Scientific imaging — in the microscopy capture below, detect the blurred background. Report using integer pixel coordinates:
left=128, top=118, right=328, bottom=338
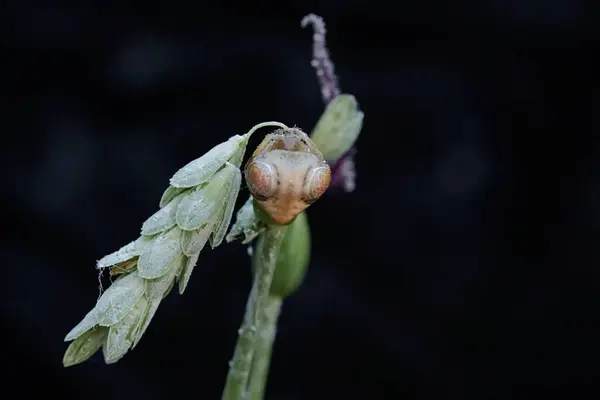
left=3, top=1, right=599, bottom=398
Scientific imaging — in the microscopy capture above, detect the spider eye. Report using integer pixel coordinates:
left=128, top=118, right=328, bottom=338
left=303, top=166, right=331, bottom=204
left=245, top=159, right=278, bottom=201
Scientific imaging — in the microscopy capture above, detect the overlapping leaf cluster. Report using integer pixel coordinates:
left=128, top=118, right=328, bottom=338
left=63, top=134, right=248, bottom=366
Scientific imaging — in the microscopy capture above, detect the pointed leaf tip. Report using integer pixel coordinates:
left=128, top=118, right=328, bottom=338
left=159, top=185, right=186, bottom=208
left=137, top=228, right=182, bottom=279
left=65, top=309, right=98, bottom=342
left=141, top=194, right=183, bottom=236
left=169, top=135, right=246, bottom=188
left=175, top=164, right=236, bottom=230
left=63, top=327, right=107, bottom=367
left=97, top=241, right=137, bottom=269
left=181, top=223, right=213, bottom=256
left=103, top=295, right=148, bottom=363
left=132, top=257, right=184, bottom=348
left=179, top=251, right=201, bottom=294
left=95, top=273, right=146, bottom=326
left=226, top=196, right=265, bottom=244
left=210, top=166, right=241, bottom=248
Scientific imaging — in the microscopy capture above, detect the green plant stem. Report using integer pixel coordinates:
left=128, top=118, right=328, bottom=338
left=222, top=224, right=288, bottom=400
left=247, top=295, right=283, bottom=400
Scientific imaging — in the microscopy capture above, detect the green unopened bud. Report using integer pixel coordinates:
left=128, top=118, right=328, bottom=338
left=310, top=94, right=364, bottom=161
left=253, top=211, right=311, bottom=299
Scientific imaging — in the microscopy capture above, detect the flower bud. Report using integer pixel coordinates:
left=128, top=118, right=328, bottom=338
left=310, top=94, right=364, bottom=162
left=252, top=211, right=311, bottom=299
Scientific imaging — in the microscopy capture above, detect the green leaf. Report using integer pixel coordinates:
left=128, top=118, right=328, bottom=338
left=134, top=235, right=154, bottom=253
left=137, top=227, right=182, bottom=279
left=163, top=276, right=176, bottom=299
left=229, top=141, right=247, bottom=168
left=95, top=273, right=146, bottom=326
left=178, top=251, right=200, bottom=294
left=180, top=222, right=213, bottom=256
left=97, top=236, right=154, bottom=270
left=64, top=309, right=98, bottom=342
left=159, top=185, right=186, bottom=208
left=310, top=94, right=364, bottom=161
left=141, top=194, right=183, bottom=236
left=63, top=327, right=107, bottom=367
left=132, top=257, right=184, bottom=348
left=103, top=295, right=148, bottom=364
left=210, top=166, right=242, bottom=248
left=226, top=196, right=265, bottom=244
left=96, top=240, right=137, bottom=269
left=162, top=277, right=176, bottom=299
left=131, top=298, right=160, bottom=350
left=175, top=164, right=235, bottom=230
left=146, top=256, right=184, bottom=301
left=169, top=135, right=246, bottom=188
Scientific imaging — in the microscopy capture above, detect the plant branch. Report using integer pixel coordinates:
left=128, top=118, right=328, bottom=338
left=222, top=224, right=288, bottom=400
left=247, top=295, right=283, bottom=400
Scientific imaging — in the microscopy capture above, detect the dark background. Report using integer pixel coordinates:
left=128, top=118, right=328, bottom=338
left=3, top=1, right=599, bottom=398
